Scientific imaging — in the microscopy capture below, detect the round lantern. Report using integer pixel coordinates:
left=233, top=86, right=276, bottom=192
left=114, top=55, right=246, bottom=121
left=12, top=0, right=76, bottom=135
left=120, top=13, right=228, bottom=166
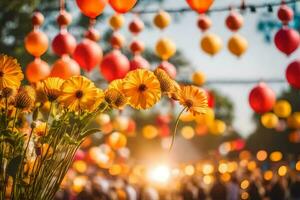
left=274, top=100, right=292, bottom=118
left=76, top=0, right=107, bottom=18
left=57, top=11, right=72, bottom=27
left=109, top=0, right=137, bottom=13
left=129, top=17, right=144, bottom=35
left=155, top=37, right=176, bottom=60
left=107, top=132, right=127, bottom=150
left=197, top=15, right=212, bottom=32
left=32, top=12, right=44, bottom=26
left=286, top=60, right=300, bottom=89
left=209, top=119, right=226, bottom=135
left=156, top=114, right=171, bottom=125
left=26, top=58, right=50, bottom=83
left=142, top=125, right=158, bottom=139
left=52, top=31, right=76, bottom=56
left=157, top=61, right=177, bottom=79
left=195, top=124, right=208, bottom=136
left=100, top=50, right=130, bottom=82
left=50, top=56, right=80, bottom=80
left=110, top=32, right=125, bottom=49
left=25, top=30, right=49, bottom=57
left=192, top=71, right=206, bottom=86
left=73, top=39, right=103, bottom=72
left=130, top=40, right=145, bottom=55
left=274, top=27, right=300, bottom=56
left=249, top=82, right=276, bottom=114
left=181, top=126, right=195, bottom=139
left=113, top=116, right=129, bottom=132
left=261, top=113, right=279, bottom=129
left=95, top=114, right=111, bottom=126
left=109, top=14, right=125, bottom=30
left=277, top=5, right=294, bottom=24
left=85, top=28, right=101, bottom=42
left=130, top=55, right=150, bottom=71
left=205, top=90, right=215, bottom=108
left=153, top=10, right=171, bottom=30
left=292, top=112, right=300, bottom=129
left=159, top=124, right=170, bottom=138
left=227, top=34, right=248, bottom=57
left=186, top=0, right=214, bottom=14
left=201, top=33, right=222, bottom=56
left=225, top=12, right=244, bottom=32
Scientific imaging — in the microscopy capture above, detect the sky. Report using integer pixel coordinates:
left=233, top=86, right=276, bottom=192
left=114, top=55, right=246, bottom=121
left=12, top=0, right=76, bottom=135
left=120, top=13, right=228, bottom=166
left=134, top=0, right=298, bottom=137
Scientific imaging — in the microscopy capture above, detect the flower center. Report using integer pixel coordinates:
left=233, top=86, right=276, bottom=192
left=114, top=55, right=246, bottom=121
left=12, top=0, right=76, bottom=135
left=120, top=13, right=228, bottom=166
left=0, top=71, right=3, bottom=77
left=185, top=99, right=193, bottom=108
left=138, top=84, right=147, bottom=92
left=75, top=90, right=83, bottom=99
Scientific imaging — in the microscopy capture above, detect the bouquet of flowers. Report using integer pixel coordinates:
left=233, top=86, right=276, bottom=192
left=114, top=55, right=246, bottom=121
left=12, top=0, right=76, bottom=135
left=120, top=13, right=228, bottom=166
left=0, top=54, right=207, bottom=200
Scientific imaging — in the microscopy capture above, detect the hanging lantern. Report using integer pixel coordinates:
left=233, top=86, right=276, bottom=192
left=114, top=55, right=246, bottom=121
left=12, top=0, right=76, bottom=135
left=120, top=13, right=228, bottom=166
left=261, top=113, right=279, bottom=129
left=192, top=71, right=206, bottom=86
left=286, top=60, right=300, bottom=89
left=109, top=13, right=125, bottom=31
left=113, top=116, right=129, bottom=132
left=130, top=39, right=145, bottom=55
left=153, top=10, right=171, bottom=30
left=195, top=124, right=208, bottom=136
left=277, top=4, right=294, bottom=24
left=227, top=34, right=248, bottom=57
left=197, top=14, right=212, bottom=32
left=209, top=119, right=226, bottom=135
left=186, top=0, right=214, bottom=14
left=52, top=31, right=77, bottom=56
left=249, top=82, right=276, bottom=114
left=57, top=10, right=72, bottom=27
left=126, top=119, right=136, bottom=136
left=76, top=0, right=107, bottom=19
left=205, top=90, right=215, bottom=108
left=130, top=55, right=150, bottom=71
left=32, top=12, right=44, bottom=27
left=274, top=100, right=292, bottom=118
left=155, top=37, right=176, bottom=60
left=181, top=126, right=195, bottom=139
left=24, top=30, right=49, bottom=57
left=26, top=58, right=50, bottom=83
left=129, top=17, right=144, bottom=35
left=109, top=0, right=137, bottom=14
left=50, top=56, right=80, bottom=79
left=142, top=125, right=158, bottom=139
left=100, top=50, right=130, bottom=82
left=159, top=124, right=170, bottom=138
left=225, top=11, right=244, bottom=32
left=107, top=132, right=127, bottom=150
left=274, top=27, right=300, bottom=56
left=73, top=39, right=103, bottom=72
left=201, top=33, right=222, bottom=56
left=85, top=28, right=101, bottom=42
left=157, top=61, right=177, bottom=79
left=156, top=114, right=171, bottom=126
left=110, top=32, right=125, bottom=49
left=291, top=112, right=300, bottom=129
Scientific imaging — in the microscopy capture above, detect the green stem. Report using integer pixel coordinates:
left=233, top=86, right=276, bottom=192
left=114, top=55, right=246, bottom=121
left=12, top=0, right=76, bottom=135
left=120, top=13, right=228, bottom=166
left=169, top=107, right=187, bottom=152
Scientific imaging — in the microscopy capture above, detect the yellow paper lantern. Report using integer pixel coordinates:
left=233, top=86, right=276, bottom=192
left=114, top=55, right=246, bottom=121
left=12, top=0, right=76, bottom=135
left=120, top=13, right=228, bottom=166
left=292, top=112, right=300, bottom=129
left=296, top=161, right=300, bottom=171
left=73, top=160, right=87, bottom=173
left=184, top=165, right=195, bottom=176
left=273, top=100, right=292, bottom=118
left=209, top=119, right=226, bottom=135
left=270, top=151, right=282, bottom=162
left=256, top=150, right=268, bottom=161
left=181, top=126, right=195, bottom=139
left=227, top=34, right=248, bottom=57
left=240, top=180, right=250, bottom=190
left=143, top=125, right=158, bottom=139
left=180, top=111, right=195, bottom=122
left=264, top=170, right=273, bottom=181
left=109, top=164, right=122, bottom=176
left=278, top=165, right=287, bottom=176
left=155, top=37, right=176, bottom=60
left=192, top=71, right=206, bottom=86
left=261, top=113, right=279, bottom=129
left=108, top=132, right=127, bottom=150
left=153, top=10, right=171, bottom=30
left=109, top=13, right=125, bottom=30
left=200, top=33, right=222, bottom=56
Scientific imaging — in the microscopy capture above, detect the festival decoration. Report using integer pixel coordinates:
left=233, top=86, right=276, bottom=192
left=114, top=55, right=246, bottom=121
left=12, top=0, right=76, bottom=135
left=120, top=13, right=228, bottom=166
left=277, top=4, right=294, bottom=25
left=109, top=13, right=125, bottom=30
left=129, top=17, right=144, bottom=35
left=273, top=100, right=292, bottom=118
left=26, top=58, right=51, bottom=83
left=76, top=0, right=107, bottom=18
left=249, top=82, right=276, bottom=114
left=50, top=56, right=80, bottom=79
left=274, top=27, right=300, bottom=56
left=25, top=30, right=49, bottom=57
left=157, top=61, right=177, bottom=79
left=52, top=31, right=77, bottom=56
left=181, top=126, right=195, bottom=139
left=186, top=0, right=214, bottom=14
left=197, top=15, right=212, bottom=32
left=201, top=33, right=222, bottom=56
left=209, top=119, right=226, bottom=135
left=130, top=55, right=150, bottom=71
left=261, top=112, right=279, bottom=129
left=109, top=0, right=137, bottom=14
left=225, top=11, right=244, bottom=32
left=228, top=34, right=248, bottom=57
left=192, top=71, right=206, bottom=86
left=153, top=10, right=171, bottom=30
left=155, top=37, right=177, bottom=60
left=143, top=125, right=158, bottom=139
left=286, top=60, right=300, bottom=89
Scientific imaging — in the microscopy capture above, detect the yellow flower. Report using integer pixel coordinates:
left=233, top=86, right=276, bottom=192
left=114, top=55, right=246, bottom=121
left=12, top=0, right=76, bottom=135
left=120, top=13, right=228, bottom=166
left=33, top=122, right=48, bottom=137
left=154, top=68, right=177, bottom=95
left=105, top=88, right=127, bottom=109
left=59, top=76, right=103, bottom=112
left=34, top=81, right=48, bottom=103
left=178, top=85, right=208, bottom=116
left=43, top=77, right=64, bottom=102
left=0, top=54, right=24, bottom=90
left=123, top=69, right=161, bottom=110
left=15, top=86, right=36, bottom=112
left=108, top=79, right=124, bottom=92
left=91, top=88, right=105, bottom=111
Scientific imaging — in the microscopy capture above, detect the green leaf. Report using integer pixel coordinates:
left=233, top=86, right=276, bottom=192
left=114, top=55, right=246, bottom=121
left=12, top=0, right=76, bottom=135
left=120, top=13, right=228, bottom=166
left=80, top=128, right=102, bottom=140
left=6, top=155, right=22, bottom=178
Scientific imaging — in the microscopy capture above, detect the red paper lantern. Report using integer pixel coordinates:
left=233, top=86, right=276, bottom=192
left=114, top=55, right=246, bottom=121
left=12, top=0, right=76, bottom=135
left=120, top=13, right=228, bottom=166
left=73, top=39, right=103, bottom=72
left=159, top=124, right=170, bottom=138
left=57, top=11, right=72, bottom=27
left=109, top=0, right=137, bottom=13
left=249, top=82, right=276, bottom=114
left=129, top=40, right=145, bottom=55
left=156, top=114, right=171, bottom=126
left=286, top=60, right=300, bottom=89
left=225, top=11, right=244, bottom=32
left=186, top=0, right=214, bottom=14
left=129, top=18, right=144, bottom=35
left=26, top=58, right=50, bottom=83
left=76, top=0, right=107, bottom=18
left=274, top=27, right=300, bottom=56
left=278, top=4, right=294, bottom=24
left=32, top=12, right=44, bottom=26
left=205, top=90, right=215, bottom=108
left=50, top=56, right=80, bottom=80
left=197, top=15, right=212, bottom=32
left=157, top=61, right=177, bottom=79
left=129, top=55, right=150, bottom=71
left=24, top=30, right=49, bottom=57
left=85, top=28, right=101, bottom=42
left=52, top=31, right=76, bottom=56
left=110, top=32, right=125, bottom=49
left=100, top=50, right=130, bottom=82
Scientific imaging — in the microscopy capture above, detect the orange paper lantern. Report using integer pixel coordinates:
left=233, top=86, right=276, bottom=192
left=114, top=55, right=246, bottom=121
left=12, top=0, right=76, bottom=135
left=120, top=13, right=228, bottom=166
left=50, top=56, right=80, bottom=80
left=26, top=58, right=50, bottom=83
left=25, top=30, right=49, bottom=57
left=76, top=0, right=107, bottom=18
left=109, top=0, right=137, bottom=13
left=186, top=0, right=214, bottom=14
